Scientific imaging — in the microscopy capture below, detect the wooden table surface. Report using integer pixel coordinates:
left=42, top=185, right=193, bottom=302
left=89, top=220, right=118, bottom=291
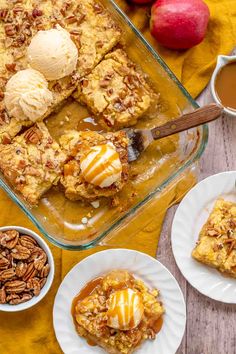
left=157, top=82, right=236, bottom=354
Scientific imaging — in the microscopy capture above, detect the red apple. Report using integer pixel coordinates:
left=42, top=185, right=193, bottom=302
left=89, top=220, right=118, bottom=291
left=150, top=0, right=210, bottom=49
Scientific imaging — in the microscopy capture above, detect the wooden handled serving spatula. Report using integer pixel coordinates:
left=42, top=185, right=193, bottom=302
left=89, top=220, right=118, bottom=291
left=126, top=103, right=223, bottom=162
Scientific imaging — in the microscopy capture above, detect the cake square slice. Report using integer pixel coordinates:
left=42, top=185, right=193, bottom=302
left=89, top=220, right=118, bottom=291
left=0, top=0, right=121, bottom=143
left=76, top=49, right=156, bottom=128
left=59, top=130, right=129, bottom=201
left=0, top=122, right=66, bottom=205
left=192, top=199, right=236, bottom=276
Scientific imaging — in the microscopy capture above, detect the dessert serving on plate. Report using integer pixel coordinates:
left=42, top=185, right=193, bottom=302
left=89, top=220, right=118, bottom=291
left=71, top=270, right=164, bottom=354
left=192, top=198, right=236, bottom=278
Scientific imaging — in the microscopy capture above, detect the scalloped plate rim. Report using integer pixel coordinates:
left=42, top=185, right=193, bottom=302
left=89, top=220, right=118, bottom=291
left=53, top=249, right=186, bottom=354
left=171, top=171, right=236, bottom=304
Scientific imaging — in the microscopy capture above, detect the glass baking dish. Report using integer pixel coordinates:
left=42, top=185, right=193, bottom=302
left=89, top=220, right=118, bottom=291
left=0, top=0, right=208, bottom=250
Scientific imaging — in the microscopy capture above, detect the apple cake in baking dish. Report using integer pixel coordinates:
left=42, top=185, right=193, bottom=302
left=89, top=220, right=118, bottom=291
left=0, top=0, right=158, bottom=205
left=0, top=0, right=121, bottom=143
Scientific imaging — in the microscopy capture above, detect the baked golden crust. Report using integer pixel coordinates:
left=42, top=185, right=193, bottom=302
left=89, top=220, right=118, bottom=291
left=76, top=49, right=156, bottom=129
left=192, top=199, right=236, bottom=277
left=59, top=130, right=129, bottom=201
left=73, top=270, right=164, bottom=354
left=0, top=122, right=66, bottom=204
left=0, top=0, right=121, bottom=142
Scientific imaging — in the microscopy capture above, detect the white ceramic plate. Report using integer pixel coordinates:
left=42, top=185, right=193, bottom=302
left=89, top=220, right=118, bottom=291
left=53, top=249, right=186, bottom=354
left=171, top=171, right=236, bottom=303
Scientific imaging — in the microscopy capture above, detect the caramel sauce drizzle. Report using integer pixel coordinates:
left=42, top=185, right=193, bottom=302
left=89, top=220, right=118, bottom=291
left=81, top=144, right=121, bottom=185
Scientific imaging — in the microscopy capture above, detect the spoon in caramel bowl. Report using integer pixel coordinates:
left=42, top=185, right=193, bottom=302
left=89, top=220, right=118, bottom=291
left=126, top=103, right=223, bottom=162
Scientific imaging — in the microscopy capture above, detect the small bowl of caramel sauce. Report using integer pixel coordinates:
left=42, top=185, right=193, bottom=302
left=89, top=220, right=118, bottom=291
left=211, top=55, right=236, bottom=117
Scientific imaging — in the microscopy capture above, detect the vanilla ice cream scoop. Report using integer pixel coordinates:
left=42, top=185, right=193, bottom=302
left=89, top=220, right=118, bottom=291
left=4, top=69, right=53, bottom=122
left=107, top=288, right=144, bottom=331
left=27, top=25, right=78, bottom=81
left=80, top=143, right=122, bottom=188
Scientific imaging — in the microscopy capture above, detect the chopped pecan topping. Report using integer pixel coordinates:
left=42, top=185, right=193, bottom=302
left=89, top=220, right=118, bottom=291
left=96, top=40, right=104, bottom=48
left=45, top=160, right=55, bottom=169
left=60, top=1, right=72, bottom=16
left=93, top=3, right=104, bottom=14
left=52, top=82, right=62, bottom=93
left=1, top=134, right=11, bottom=145
left=77, top=13, right=85, bottom=25
left=65, top=15, right=77, bottom=24
left=99, top=79, right=110, bottom=88
left=13, top=5, right=24, bottom=14
left=24, top=127, right=43, bottom=145
left=107, top=88, right=114, bottom=96
left=4, top=24, right=16, bottom=37
left=5, top=63, right=16, bottom=72
left=0, top=9, right=8, bottom=20
left=82, top=78, right=89, bottom=88
left=17, top=160, right=26, bottom=169
left=32, top=8, right=43, bottom=18
left=70, top=29, right=80, bottom=36
left=224, top=238, right=236, bottom=255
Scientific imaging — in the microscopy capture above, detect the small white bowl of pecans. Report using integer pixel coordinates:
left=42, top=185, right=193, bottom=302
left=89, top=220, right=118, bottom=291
left=0, top=226, right=54, bottom=312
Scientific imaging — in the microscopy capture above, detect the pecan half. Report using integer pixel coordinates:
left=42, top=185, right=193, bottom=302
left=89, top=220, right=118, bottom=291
left=0, top=255, right=9, bottom=270
left=39, top=278, right=47, bottom=289
left=22, top=263, right=37, bottom=282
left=0, top=287, right=6, bottom=304
left=5, top=280, right=26, bottom=294
left=11, top=245, right=31, bottom=260
left=0, top=230, right=19, bottom=249
left=40, top=264, right=50, bottom=278
left=0, top=268, right=15, bottom=281
left=19, top=235, right=37, bottom=249
left=15, top=261, right=28, bottom=277
left=6, top=293, right=20, bottom=302
left=27, top=277, right=40, bottom=296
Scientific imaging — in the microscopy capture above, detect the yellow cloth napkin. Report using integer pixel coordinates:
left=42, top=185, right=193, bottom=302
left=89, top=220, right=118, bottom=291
left=0, top=1, right=235, bottom=353
left=0, top=172, right=195, bottom=354
left=117, top=0, right=236, bottom=98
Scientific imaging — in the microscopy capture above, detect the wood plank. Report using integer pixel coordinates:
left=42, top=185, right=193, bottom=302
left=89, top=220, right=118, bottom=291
left=158, top=79, right=236, bottom=354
